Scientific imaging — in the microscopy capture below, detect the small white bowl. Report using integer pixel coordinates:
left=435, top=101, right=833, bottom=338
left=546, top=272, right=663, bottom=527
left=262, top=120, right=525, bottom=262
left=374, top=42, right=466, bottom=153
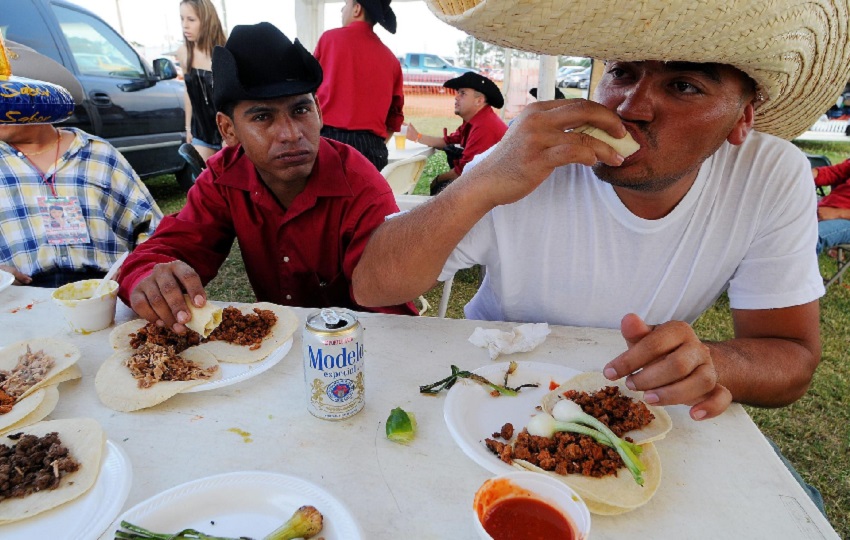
left=52, top=278, right=119, bottom=333
left=473, top=471, right=591, bottom=540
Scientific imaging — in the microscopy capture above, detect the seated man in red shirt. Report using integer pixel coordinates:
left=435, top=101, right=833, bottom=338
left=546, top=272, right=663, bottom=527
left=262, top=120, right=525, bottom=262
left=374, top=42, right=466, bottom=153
left=118, top=22, right=416, bottom=334
left=813, top=158, right=850, bottom=253
left=406, top=72, right=508, bottom=195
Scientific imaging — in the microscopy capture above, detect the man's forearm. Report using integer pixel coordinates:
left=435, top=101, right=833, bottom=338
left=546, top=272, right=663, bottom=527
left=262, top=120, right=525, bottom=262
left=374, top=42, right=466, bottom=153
left=707, top=336, right=819, bottom=407
left=419, top=133, right=447, bottom=148
left=353, top=171, right=494, bottom=306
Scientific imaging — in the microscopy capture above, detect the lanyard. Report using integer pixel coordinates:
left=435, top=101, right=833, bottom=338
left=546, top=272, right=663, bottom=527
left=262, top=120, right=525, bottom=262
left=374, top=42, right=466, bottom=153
left=10, top=128, right=62, bottom=197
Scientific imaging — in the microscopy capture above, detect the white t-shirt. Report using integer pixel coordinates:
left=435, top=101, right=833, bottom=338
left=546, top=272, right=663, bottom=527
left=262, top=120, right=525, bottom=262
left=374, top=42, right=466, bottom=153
left=439, top=131, right=825, bottom=327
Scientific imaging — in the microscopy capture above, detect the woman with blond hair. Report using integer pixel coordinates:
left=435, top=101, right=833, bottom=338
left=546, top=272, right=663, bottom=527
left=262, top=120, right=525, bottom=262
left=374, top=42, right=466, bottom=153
left=177, top=0, right=226, bottom=161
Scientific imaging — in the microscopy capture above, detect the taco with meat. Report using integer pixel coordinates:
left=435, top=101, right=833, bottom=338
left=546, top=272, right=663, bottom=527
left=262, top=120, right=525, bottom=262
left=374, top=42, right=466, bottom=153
left=0, top=338, right=81, bottom=400
left=0, top=418, right=104, bottom=524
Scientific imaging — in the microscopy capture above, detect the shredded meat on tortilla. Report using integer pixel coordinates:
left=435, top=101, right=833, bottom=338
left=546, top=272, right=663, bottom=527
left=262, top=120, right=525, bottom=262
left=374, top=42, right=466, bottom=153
left=0, top=431, right=80, bottom=501
left=0, top=346, right=55, bottom=399
left=206, top=307, right=276, bottom=350
left=129, top=324, right=202, bottom=353
left=125, top=344, right=217, bottom=389
left=485, top=388, right=655, bottom=479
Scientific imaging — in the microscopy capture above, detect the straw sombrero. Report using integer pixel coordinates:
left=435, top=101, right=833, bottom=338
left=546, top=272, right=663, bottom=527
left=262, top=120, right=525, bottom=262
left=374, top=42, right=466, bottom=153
left=425, top=0, right=850, bottom=140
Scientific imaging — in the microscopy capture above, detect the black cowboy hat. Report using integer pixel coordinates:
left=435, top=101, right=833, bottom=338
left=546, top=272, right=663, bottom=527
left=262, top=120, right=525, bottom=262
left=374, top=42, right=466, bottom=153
left=444, top=72, right=504, bottom=109
left=212, top=22, right=323, bottom=112
left=357, top=0, right=397, bottom=34
left=529, top=87, right=565, bottom=100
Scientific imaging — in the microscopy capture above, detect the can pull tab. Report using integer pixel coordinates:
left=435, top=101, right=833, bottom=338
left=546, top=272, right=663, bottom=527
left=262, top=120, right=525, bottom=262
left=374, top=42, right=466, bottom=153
left=320, top=308, right=346, bottom=329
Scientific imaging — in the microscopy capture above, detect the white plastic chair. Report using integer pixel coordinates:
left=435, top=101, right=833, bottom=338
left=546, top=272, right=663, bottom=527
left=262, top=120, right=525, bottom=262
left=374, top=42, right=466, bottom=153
left=381, top=153, right=429, bottom=195
left=437, top=275, right=454, bottom=318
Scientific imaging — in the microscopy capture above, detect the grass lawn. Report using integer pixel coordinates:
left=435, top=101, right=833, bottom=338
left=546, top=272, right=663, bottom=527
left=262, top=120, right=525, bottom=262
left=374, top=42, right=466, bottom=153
left=144, top=138, right=850, bottom=537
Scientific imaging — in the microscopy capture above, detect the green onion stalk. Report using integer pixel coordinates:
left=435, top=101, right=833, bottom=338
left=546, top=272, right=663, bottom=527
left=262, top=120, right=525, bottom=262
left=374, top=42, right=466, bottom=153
left=526, top=399, right=646, bottom=486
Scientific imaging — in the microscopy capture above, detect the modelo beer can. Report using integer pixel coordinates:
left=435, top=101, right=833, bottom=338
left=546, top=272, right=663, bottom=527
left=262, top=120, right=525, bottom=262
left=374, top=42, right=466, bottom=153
left=302, top=308, right=365, bottom=420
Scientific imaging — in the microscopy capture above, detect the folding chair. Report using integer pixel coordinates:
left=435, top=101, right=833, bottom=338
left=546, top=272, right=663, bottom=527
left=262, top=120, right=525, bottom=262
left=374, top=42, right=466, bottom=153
left=380, top=154, right=429, bottom=195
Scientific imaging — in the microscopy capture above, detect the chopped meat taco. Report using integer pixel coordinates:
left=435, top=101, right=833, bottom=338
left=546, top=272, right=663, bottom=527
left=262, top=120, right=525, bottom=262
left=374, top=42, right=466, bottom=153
left=0, top=418, right=104, bottom=524
left=0, top=339, right=81, bottom=400
left=542, top=371, right=672, bottom=444
left=95, top=345, right=220, bottom=412
left=199, top=302, right=298, bottom=364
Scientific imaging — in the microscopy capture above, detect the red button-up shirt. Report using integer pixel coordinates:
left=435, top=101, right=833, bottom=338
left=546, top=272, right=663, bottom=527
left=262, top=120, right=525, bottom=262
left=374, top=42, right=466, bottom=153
left=119, top=138, right=416, bottom=316
left=816, top=158, right=850, bottom=210
left=444, top=105, right=507, bottom=175
left=314, top=21, right=404, bottom=138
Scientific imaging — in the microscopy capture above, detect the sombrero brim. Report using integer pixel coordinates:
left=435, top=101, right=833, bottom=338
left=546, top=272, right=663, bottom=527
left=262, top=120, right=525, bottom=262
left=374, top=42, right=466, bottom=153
left=425, top=0, right=850, bottom=140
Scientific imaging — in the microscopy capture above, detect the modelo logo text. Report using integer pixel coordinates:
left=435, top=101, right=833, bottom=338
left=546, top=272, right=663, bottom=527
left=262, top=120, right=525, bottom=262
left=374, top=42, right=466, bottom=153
left=308, top=342, right=364, bottom=374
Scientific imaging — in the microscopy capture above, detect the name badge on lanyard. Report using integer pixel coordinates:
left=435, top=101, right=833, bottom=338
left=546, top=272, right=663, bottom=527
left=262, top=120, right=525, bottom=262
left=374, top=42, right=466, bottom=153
left=37, top=196, right=91, bottom=246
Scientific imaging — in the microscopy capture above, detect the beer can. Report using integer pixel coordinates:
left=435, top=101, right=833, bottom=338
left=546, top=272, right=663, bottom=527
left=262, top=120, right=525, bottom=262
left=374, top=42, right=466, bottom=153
left=302, top=308, right=365, bottom=420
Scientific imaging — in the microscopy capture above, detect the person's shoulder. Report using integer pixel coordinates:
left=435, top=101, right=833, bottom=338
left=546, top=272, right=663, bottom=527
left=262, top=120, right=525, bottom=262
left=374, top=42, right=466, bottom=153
left=720, top=130, right=809, bottom=172
left=322, top=138, right=393, bottom=194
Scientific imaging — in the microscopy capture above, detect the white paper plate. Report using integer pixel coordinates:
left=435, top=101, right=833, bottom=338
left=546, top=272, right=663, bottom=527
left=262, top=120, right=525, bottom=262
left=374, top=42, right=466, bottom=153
left=183, top=338, right=293, bottom=393
left=443, top=361, right=581, bottom=476
left=0, top=269, right=14, bottom=294
left=1, top=440, right=132, bottom=540
left=108, top=471, right=362, bottom=539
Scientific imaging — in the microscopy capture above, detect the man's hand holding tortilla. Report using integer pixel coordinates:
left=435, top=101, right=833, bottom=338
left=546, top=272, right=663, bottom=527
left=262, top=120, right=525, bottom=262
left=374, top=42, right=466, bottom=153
left=469, top=99, right=632, bottom=209
left=129, top=260, right=206, bottom=334
left=604, top=313, right=733, bottom=422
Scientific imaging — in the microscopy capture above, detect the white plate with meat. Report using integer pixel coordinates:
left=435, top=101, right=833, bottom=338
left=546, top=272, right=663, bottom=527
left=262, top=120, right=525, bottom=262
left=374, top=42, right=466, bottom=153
left=182, top=337, right=293, bottom=393
left=443, top=361, right=581, bottom=476
left=1, top=440, right=132, bottom=540
left=107, top=471, right=362, bottom=539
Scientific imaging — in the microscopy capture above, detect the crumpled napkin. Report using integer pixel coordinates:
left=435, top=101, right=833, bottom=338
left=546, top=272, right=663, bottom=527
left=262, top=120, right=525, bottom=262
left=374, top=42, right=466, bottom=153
left=468, top=323, right=551, bottom=360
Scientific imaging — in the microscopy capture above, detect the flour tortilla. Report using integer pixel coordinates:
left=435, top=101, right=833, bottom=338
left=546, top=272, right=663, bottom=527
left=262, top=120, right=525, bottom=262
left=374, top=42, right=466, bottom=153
left=183, top=295, right=222, bottom=338
left=0, top=385, right=60, bottom=436
left=0, top=418, right=104, bottom=524
left=95, top=348, right=220, bottom=412
left=0, top=338, right=81, bottom=400
left=573, top=124, right=640, bottom=158
left=542, top=371, right=673, bottom=444
left=514, top=441, right=661, bottom=512
left=197, top=302, right=298, bottom=364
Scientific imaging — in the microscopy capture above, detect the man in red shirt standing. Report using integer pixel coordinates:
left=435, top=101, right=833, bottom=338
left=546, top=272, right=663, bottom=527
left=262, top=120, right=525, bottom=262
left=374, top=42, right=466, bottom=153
left=406, top=72, right=508, bottom=195
left=814, top=159, right=850, bottom=253
left=314, top=0, right=403, bottom=171
left=118, top=22, right=416, bottom=334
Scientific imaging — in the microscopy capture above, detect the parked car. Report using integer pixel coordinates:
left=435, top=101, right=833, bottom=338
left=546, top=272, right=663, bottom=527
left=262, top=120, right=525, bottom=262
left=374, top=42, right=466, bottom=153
left=400, top=52, right=477, bottom=87
left=1, top=0, right=193, bottom=189
left=561, top=67, right=591, bottom=89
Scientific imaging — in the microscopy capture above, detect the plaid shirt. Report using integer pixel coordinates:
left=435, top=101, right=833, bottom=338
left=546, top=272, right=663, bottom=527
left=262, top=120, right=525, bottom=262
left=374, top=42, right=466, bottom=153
left=0, top=128, right=162, bottom=279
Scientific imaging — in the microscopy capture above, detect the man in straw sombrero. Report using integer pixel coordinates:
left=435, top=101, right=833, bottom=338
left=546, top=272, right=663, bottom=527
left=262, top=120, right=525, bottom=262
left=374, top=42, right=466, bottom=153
left=354, top=0, right=850, bottom=429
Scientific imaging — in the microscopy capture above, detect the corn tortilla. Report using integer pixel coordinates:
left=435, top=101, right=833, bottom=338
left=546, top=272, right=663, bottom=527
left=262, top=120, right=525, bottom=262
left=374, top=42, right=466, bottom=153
left=514, top=441, right=661, bottom=511
left=0, top=418, right=104, bottom=524
left=0, top=338, right=81, bottom=400
left=542, top=371, right=673, bottom=444
left=0, top=385, right=60, bottom=436
left=95, top=347, right=220, bottom=412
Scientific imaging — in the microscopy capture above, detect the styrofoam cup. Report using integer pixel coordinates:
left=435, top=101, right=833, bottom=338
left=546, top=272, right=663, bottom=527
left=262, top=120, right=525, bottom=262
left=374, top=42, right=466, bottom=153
left=52, top=278, right=119, bottom=333
left=473, top=471, right=591, bottom=540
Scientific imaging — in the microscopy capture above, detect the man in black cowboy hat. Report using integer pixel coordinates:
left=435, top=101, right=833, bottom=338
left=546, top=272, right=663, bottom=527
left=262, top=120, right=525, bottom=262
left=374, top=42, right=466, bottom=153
left=405, top=72, right=507, bottom=195
left=314, top=0, right=404, bottom=171
left=119, top=22, right=416, bottom=330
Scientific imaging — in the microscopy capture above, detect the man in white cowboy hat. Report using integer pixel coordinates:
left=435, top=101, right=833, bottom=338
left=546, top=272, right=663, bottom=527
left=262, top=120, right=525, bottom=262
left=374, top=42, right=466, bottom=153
left=406, top=71, right=508, bottom=195
left=354, top=1, right=850, bottom=426
left=119, top=22, right=416, bottom=329
left=314, top=0, right=404, bottom=171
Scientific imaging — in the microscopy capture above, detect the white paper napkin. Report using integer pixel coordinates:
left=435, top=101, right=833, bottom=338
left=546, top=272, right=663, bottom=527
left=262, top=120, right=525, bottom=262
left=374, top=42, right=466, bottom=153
left=468, top=323, right=551, bottom=360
